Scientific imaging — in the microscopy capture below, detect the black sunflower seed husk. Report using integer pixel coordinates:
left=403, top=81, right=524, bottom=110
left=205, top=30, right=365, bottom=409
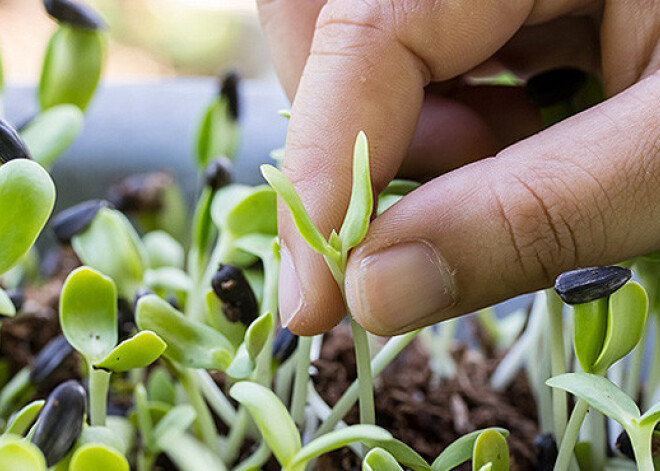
left=204, top=157, right=232, bottom=191
left=117, top=297, right=136, bottom=341
left=616, top=431, right=634, bottom=460
left=554, top=266, right=632, bottom=305
left=534, top=433, right=558, bottom=470
left=43, top=0, right=107, bottom=31
left=107, top=171, right=173, bottom=213
left=219, top=72, right=240, bottom=121
left=272, top=328, right=299, bottom=364
left=211, top=264, right=259, bottom=326
left=526, top=67, right=587, bottom=108
left=0, top=117, right=32, bottom=164
left=29, top=335, right=74, bottom=385
left=52, top=199, right=112, bottom=244
left=6, top=289, right=25, bottom=312
left=31, top=380, right=86, bottom=466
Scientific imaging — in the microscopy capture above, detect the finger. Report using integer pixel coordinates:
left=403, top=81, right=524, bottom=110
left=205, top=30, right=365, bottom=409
left=279, top=0, right=537, bottom=335
left=344, top=68, right=660, bottom=336
left=256, top=0, right=325, bottom=98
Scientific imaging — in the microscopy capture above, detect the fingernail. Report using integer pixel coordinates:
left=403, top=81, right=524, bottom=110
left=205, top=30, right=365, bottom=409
left=279, top=244, right=303, bottom=327
left=347, top=240, right=456, bottom=332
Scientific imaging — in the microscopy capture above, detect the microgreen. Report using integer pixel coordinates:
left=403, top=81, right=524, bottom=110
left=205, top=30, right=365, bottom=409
left=4, top=400, right=45, bottom=437
left=0, top=435, right=46, bottom=471
left=363, top=448, right=404, bottom=471
left=471, top=429, right=509, bottom=471
left=430, top=428, right=510, bottom=471
left=69, top=444, right=129, bottom=471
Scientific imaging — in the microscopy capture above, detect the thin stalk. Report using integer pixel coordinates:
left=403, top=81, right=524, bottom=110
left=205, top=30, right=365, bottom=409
left=233, top=440, right=271, bottom=471
left=554, top=399, right=589, bottom=471
left=275, top=357, right=296, bottom=404
left=223, top=407, right=250, bottom=465
left=315, top=330, right=419, bottom=437
left=291, top=336, right=313, bottom=426
left=196, top=370, right=237, bottom=425
left=177, top=367, right=220, bottom=456
left=349, top=317, right=375, bottom=426
left=137, top=451, right=156, bottom=471
left=547, top=290, right=567, bottom=441
left=630, top=426, right=655, bottom=471
left=624, top=325, right=648, bottom=401
left=88, top=367, right=111, bottom=426
left=584, top=410, right=606, bottom=470
left=644, top=317, right=660, bottom=409
left=253, top=252, right=280, bottom=385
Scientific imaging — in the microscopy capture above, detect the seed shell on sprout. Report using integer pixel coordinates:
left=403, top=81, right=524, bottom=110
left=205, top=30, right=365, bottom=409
left=52, top=199, right=112, bottom=243
left=220, top=72, right=240, bottom=121
left=31, top=380, right=86, bottom=466
left=106, top=171, right=173, bottom=213
left=272, top=327, right=299, bottom=364
left=0, top=117, right=32, bottom=163
left=43, top=0, right=107, bottom=31
left=29, top=335, right=74, bottom=384
left=554, top=266, right=632, bottom=305
left=533, top=433, right=558, bottom=471
left=526, top=67, right=587, bottom=107
left=615, top=431, right=635, bottom=460
left=204, top=157, right=233, bottom=191
left=6, top=289, right=24, bottom=312
left=211, top=264, right=259, bottom=326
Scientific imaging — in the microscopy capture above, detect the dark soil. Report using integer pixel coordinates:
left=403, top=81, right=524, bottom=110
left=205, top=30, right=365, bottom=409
left=313, top=323, right=538, bottom=470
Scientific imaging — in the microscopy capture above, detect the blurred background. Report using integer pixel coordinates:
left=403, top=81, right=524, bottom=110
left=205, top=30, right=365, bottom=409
left=0, top=0, right=288, bottom=207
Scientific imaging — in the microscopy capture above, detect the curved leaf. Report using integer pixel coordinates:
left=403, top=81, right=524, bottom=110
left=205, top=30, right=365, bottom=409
left=0, top=435, right=46, bottom=471
left=69, top=444, right=128, bottom=471
left=0, top=160, right=55, bottom=275
left=230, top=381, right=300, bottom=466
left=572, top=298, right=607, bottom=373
left=361, top=437, right=430, bottom=471
left=363, top=448, right=404, bottom=471
left=245, top=311, right=273, bottom=360
left=431, top=428, right=509, bottom=471
left=135, top=294, right=233, bottom=371
left=4, top=400, right=45, bottom=436
left=472, top=430, right=509, bottom=471
left=153, top=405, right=196, bottom=447
left=195, top=98, right=239, bottom=167
left=0, top=287, right=16, bottom=317
left=20, top=104, right=84, bottom=168
left=143, top=230, right=184, bottom=269
left=60, top=267, right=117, bottom=362
left=211, top=185, right=277, bottom=237
left=94, top=331, right=166, bottom=373
left=164, top=433, right=227, bottom=471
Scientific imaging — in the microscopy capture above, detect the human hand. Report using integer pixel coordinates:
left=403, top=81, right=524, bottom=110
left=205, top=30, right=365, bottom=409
left=257, top=0, right=660, bottom=336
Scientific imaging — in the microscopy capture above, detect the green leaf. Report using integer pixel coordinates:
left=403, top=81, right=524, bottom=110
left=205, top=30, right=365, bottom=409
left=640, top=400, right=660, bottom=426
left=135, top=294, right=234, bottom=371
left=245, top=311, right=273, bottom=360
left=146, top=369, right=176, bottom=405
left=234, top=234, right=278, bottom=261
left=229, top=381, right=301, bottom=466
left=431, top=428, right=509, bottom=471
left=195, top=98, right=239, bottom=167
left=289, top=425, right=392, bottom=468
left=133, top=384, right=154, bottom=452
left=592, top=281, right=648, bottom=373
left=39, top=26, right=105, bottom=111
left=93, top=331, right=166, bottom=373
left=69, top=444, right=128, bottom=471
left=20, top=105, right=84, bottom=168
left=0, top=288, right=16, bottom=317
left=339, top=131, right=373, bottom=255
left=206, top=290, right=246, bottom=349
left=0, top=159, right=56, bottom=275
left=60, top=267, right=117, bottom=363
left=71, top=207, right=147, bottom=299
left=153, top=405, right=196, bottom=447
left=361, top=438, right=430, bottom=471
left=546, top=373, right=639, bottom=426
left=4, top=400, right=45, bottom=436
left=212, top=185, right=277, bottom=238
left=77, top=426, right=127, bottom=455
left=0, top=435, right=46, bottom=471
left=260, top=164, right=331, bottom=257
left=278, top=109, right=291, bottom=119
left=144, top=268, right=192, bottom=294
left=163, top=433, right=227, bottom=471
left=472, top=430, right=509, bottom=471
left=572, top=298, right=608, bottom=373
left=225, top=344, right=255, bottom=379
left=363, top=448, right=404, bottom=471
left=477, top=464, right=492, bottom=471
left=143, top=231, right=184, bottom=269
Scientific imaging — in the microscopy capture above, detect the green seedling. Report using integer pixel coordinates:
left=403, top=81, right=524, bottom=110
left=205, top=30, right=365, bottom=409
left=4, top=400, right=44, bottom=437
left=143, top=230, right=185, bottom=269
left=39, top=0, right=107, bottom=112
left=195, top=72, right=240, bottom=167
left=0, top=159, right=56, bottom=276
left=19, top=104, right=84, bottom=168
left=0, top=434, right=46, bottom=471
left=71, top=207, right=148, bottom=299
left=363, top=448, right=404, bottom=471
left=471, top=429, right=509, bottom=471
left=430, top=428, right=510, bottom=471
left=261, top=131, right=377, bottom=426
left=230, top=381, right=430, bottom=471
left=146, top=369, right=176, bottom=406
left=60, top=267, right=165, bottom=425
left=548, top=373, right=660, bottom=470
left=377, top=179, right=419, bottom=215
left=69, top=444, right=129, bottom=471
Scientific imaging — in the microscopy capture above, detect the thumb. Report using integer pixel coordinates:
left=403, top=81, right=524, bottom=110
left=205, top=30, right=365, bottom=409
left=345, top=71, right=660, bottom=336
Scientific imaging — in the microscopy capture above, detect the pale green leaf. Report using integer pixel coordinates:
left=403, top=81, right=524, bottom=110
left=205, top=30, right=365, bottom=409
left=93, top=331, right=166, bottom=373
left=0, top=159, right=55, bottom=275
left=546, top=373, right=639, bottom=426
left=4, top=400, right=44, bottom=436
left=572, top=298, right=607, bottom=373
left=0, top=288, right=15, bottom=317
left=144, top=267, right=192, bottom=294
left=0, top=435, right=46, bottom=471
left=135, top=294, right=234, bottom=371
left=60, top=267, right=117, bottom=362
left=195, top=98, right=239, bottom=167
left=147, top=369, right=176, bottom=405
left=164, top=433, right=227, bottom=471
left=339, top=131, right=373, bottom=254
left=363, top=448, right=403, bottom=471
left=212, top=185, right=277, bottom=238
left=260, top=164, right=330, bottom=257
left=20, top=105, right=84, bottom=168
left=472, top=430, right=509, bottom=471
left=230, top=381, right=301, bottom=466
left=431, top=428, right=509, bottom=471
left=69, top=444, right=128, bottom=471
left=225, top=344, right=254, bottom=379
left=77, top=426, right=127, bottom=455
left=143, top=230, right=184, bottom=269
left=361, top=437, right=430, bottom=471
left=245, top=311, right=273, bottom=360
left=153, top=405, right=195, bottom=447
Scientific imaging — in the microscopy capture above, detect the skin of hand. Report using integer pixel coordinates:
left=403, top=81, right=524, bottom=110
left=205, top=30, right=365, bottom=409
left=257, top=0, right=660, bottom=336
